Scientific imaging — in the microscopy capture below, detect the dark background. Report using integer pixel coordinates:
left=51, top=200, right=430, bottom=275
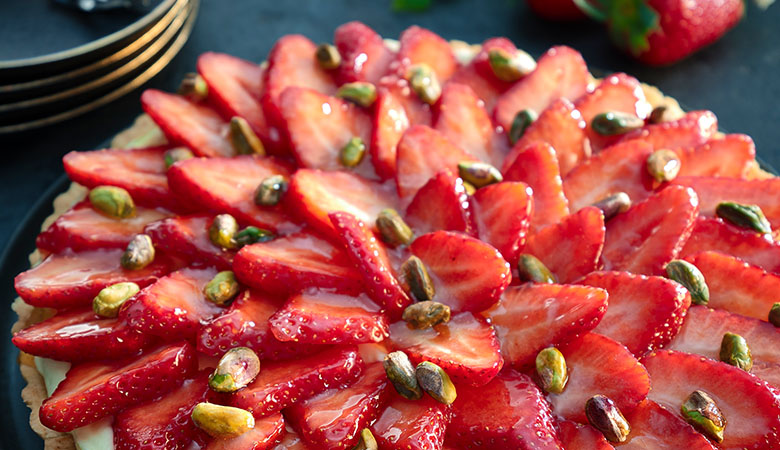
left=1, top=0, right=779, bottom=447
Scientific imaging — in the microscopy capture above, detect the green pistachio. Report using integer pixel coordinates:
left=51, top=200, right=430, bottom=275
left=316, top=43, right=341, bottom=70
left=209, top=214, right=239, bottom=249
left=400, top=256, right=435, bottom=302
left=352, top=428, right=378, bottom=450
left=204, top=271, right=240, bottom=306
left=770, top=303, right=780, bottom=327
left=402, top=301, right=451, bottom=330
left=230, top=116, right=266, bottom=155
left=383, top=351, right=422, bottom=400
left=681, top=390, right=725, bottom=443
left=121, top=234, right=155, bottom=270
left=340, top=137, right=366, bottom=168
left=585, top=395, right=631, bottom=444
left=416, top=361, right=457, bottom=405
left=462, top=181, right=476, bottom=196
left=234, top=226, right=275, bottom=247
left=715, top=202, right=772, bottom=234
left=648, top=105, right=668, bottom=124
left=93, top=282, right=139, bottom=318
left=592, top=111, right=645, bottom=136
left=407, top=63, right=441, bottom=105
left=508, top=109, right=537, bottom=144
left=254, top=174, right=289, bottom=207
left=665, top=259, right=709, bottom=305
left=337, top=82, right=378, bottom=107
left=457, top=161, right=503, bottom=189
left=646, top=149, right=681, bottom=183
left=488, top=48, right=536, bottom=82
left=89, top=186, right=136, bottom=219
left=517, top=254, right=556, bottom=284
left=376, top=209, right=414, bottom=247
left=719, top=332, right=753, bottom=371
left=535, top=347, right=568, bottom=394
left=592, top=192, right=632, bottom=221
left=164, top=147, right=194, bottom=169
left=209, top=347, right=261, bottom=393
left=191, top=403, right=255, bottom=438
left=178, top=72, right=208, bottom=101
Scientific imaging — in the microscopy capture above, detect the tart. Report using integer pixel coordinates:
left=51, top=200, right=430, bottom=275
left=12, top=21, right=780, bottom=450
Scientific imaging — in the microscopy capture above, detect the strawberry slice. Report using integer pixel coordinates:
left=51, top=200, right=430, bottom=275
left=271, top=428, right=309, bottom=450
left=12, top=309, right=152, bottom=362
left=329, top=211, right=411, bottom=317
left=371, top=392, right=452, bottom=450
left=577, top=271, right=691, bottom=356
left=447, top=38, right=517, bottom=113
left=377, top=74, right=434, bottom=126
left=145, top=214, right=235, bottom=271
left=405, top=169, right=475, bottom=236
left=673, top=176, right=780, bottom=228
left=286, top=362, right=389, bottom=449
left=447, top=370, right=563, bottom=449
left=622, top=400, right=718, bottom=450
left=37, top=201, right=169, bottom=253
left=410, top=230, right=511, bottom=313
left=205, top=414, right=285, bottom=450
left=39, top=341, right=197, bottom=432
left=602, top=185, right=699, bottom=275
left=269, top=291, right=389, bottom=345
left=334, top=21, right=394, bottom=84
left=619, top=110, right=718, bottom=150
left=503, top=141, right=570, bottom=233
left=484, top=284, right=608, bottom=368
left=121, top=267, right=225, bottom=341
left=667, top=305, right=780, bottom=389
left=232, top=346, right=363, bottom=417
left=387, top=312, right=503, bottom=387
left=471, top=181, right=533, bottom=265
left=684, top=251, right=780, bottom=321
left=233, top=230, right=364, bottom=296
left=62, top=146, right=182, bottom=211
left=503, top=98, right=587, bottom=177
left=643, top=350, right=780, bottom=450
left=557, top=421, right=614, bottom=450
left=548, top=333, right=651, bottom=423
left=15, top=249, right=171, bottom=309
left=141, top=89, right=235, bottom=158
left=396, top=25, right=458, bottom=82
left=371, top=88, right=410, bottom=180
left=674, top=134, right=756, bottom=178
left=524, top=206, right=606, bottom=283
left=494, top=46, right=589, bottom=132
left=167, top=155, right=298, bottom=233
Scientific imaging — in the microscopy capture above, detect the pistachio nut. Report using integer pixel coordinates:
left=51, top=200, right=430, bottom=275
left=234, top=226, right=275, bottom=247
left=230, top=116, right=266, bottom=155
left=770, top=303, right=780, bottom=327
left=407, top=63, right=441, bottom=105
left=535, top=347, right=568, bottom=394
left=191, top=402, right=255, bottom=438
left=462, top=181, right=476, bottom=196
left=254, top=174, right=289, bottom=207
left=209, top=347, right=261, bottom=393
left=585, top=395, right=631, bottom=443
left=89, top=186, right=136, bottom=219
left=415, top=361, right=457, bottom=405
left=121, top=234, right=155, bottom=270
left=457, top=161, right=503, bottom=188
left=340, top=137, right=366, bottom=168
left=591, top=111, right=644, bottom=136
left=178, top=72, right=208, bottom=101
left=592, top=192, right=632, bottom=221
left=517, top=254, right=556, bottom=284
left=646, top=149, right=681, bottom=183
left=337, top=82, right=378, bottom=107
left=402, top=301, right=451, bottom=330
left=681, top=390, right=725, bottom=443
left=315, top=43, right=341, bottom=70
left=715, top=202, right=772, bottom=234
left=648, top=105, right=668, bottom=124
left=164, top=147, right=195, bottom=169
left=204, top=271, right=240, bottom=306
left=719, top=332, right=753, bottom=371
left=488, top=48, right=536, bottom=82
left=93, top=282, right=140, bottom=318
left=665, top=259, right=709, bottom=305
left=209, top=214, right=239, bottom=249
left=508, top=109, right=537, bottom=144
left=376, top=208, right=414, bottom=247
left=352, top=428, right=378, bottom=450
left=400, top=256, right=436, bottom=302
left=383, top=351, right=422, bottom=400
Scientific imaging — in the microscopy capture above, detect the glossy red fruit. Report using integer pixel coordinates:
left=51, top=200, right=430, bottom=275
left=334, top=21, right=394, bottom=85
left=620, top=110, right=718, bottom=150
left=557, top=420, right=615, bottom=450
left=396, top=25, right=458, bottom=82
left=471, top=181, right=533, bottom=265
left=448, top=38, right=517, bottom=113
left=405, top=168, right=475, bottom=236
left=484, top=284, right=608, bottom=368
left=526, top=0, right=586, bottom=21
left=271, top=429, right=310, bottom=450
left=377, top=74, right=433, bottom=127
left=204, top=413, right=285, bottom=450
left=371, top=88, right=410, bottom=180
left=674, top=134, right=755, bottom=178
left=371, top=392, right=452, bottom=450
left=621, top=400, right=717, bottom=449
left=145, top=214, right=235, bottom=271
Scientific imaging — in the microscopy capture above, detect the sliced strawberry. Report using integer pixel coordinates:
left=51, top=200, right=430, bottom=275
left=503, top=141, right=570, bottom=233
left=405, top=168, right=474, bottom=236
left=673, top=176, right=780, bottom=228
left=371, top=88, right=410, bottom=180
left=684, top=251, right=780, bottom=321
left=37, top=201, right=169, bottom=253
left=14, top=249, right=171, bottom=309
left=387, top=312, right=503, bottom=387
left=121, top=267, right=225, bottom=340
left=447, top=370, right=563, bottom=449
left=622, top=400, right=718, bottom=450
left=470, top=37, right=522, bottom=88
left=141, top=89, right=235, bottom=158
left=271, top=428, right=309, bottom=450
left=667, top=305, right=780, bottom=388
left=145, top=214, right=235, bottom=271
left=557, top=421, right=614, bottom=450
left=334, top=21, right=394, bottom=84
left=286, top=362, right=389, bottom=449
left=396, top=25, right=458, bottom=82
left=494, top=46, right=589, bottom=132
left=602, top=185, right=699, bottom=275
left=643, top=350, right=780, bottom=450
left=410, top=230, right=511, bottom=313
left=471, top=181, right=533, bottom=265
left=619, top=110, right=718, bottom=150
left=503, top=98, right=587, bottom=177
left=205, top=414, right=285, bottom=450
left=167, top=155, right=298, bottom=233
left=562, top=139, right=655, bottom=213
left=232, top=346, right=363, bottom=417
left=377, top=75, right=433, bottom=126
left=484, top=284, right=608, bottom=368
left=12, top=309, right=152, bottom=362
left=62, top=146, right=182, bottom=211
left=447, top=38, right=517, bottom=113
left=233, top=230, right=363, bottom=296
left=39, top=342, right=197, bottom=432
left=548, top=333, right=651, bottom=423
left=674, top=134, right=756, bottom=178
left=269, top=291, right=389, bottom=345
left=371, top=392, right=452, bottom=450
left=577, top=271, right=691, bottom=357
left=524, top=206, right=605, bottom=283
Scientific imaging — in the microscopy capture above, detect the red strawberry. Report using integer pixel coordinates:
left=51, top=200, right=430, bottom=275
left=577, top=271, right=691, bottom=356
left=269, top=291, right=389, bottom=345
left=602, top=185, right=698, bottom=275
left=684, top=251, right=780, bottom=321
left=387, top=312, right=503, bottom=387
left=503, top=98, right=587, bottom=177
left=371, top=88, right=410, bottom=180
left=334, top=21, right=394, bottom=84
left=447, top=370, right=563, bottom=449
left=62, top=146, right=182, bottom=211
left=376, top=75, right=433, bottom=126
left=471, top=181, right=533, bottom=265
left=643, top=350, right=780, bottom=449
left=667, top=305, right=780, bottom=389
left=271, top=429, right=309, bottom=450
left=37, top=201, right=169, bottom=253
left=12, top=309, right=152, bottom=362
left=494, top=46, right=589, bottom=132
left=145, top=214, right=235, bottom=271
left=141, top=89, right=235, bottom=158
left=484, top=284, right=608, bottom=367
left=674, top=134, right=756, bottom=178
left=524, top=206, right=606, bottom=283
left=121, top=267, right=225, bottom=340
left=447, top=38, right=517, bottom=114
left=620, top=110, right=718, bottom=150
left=232, top=346, right=363, bottom=417
left=396, top=26, right=458, bottom=82
left=39, top=342, right=197, bottom=432
left=205, top=414, right=285, bottom=450
left=15, top=249, right=171, bottom=309
left=673, top=176, right=780, bottom=228
left=557, top=421, right=614, bottom=450
left=526, top=0, right=586, bottom=21
left=286, top=362, right=390, bottom=449
left=405, top=169, right=475, bottom=236
left=503, top=141, right=570, bottom=233
left=233, top=230, right=364, bottom=296
left=371, top=392, right=452, bottom=450
left=548, top=333, right=651, bottom=422
left=622, top=400, right=718, bottom=449
left=167, top=155, right=298, bottom=233
left=410, top=230, right=511, bottom=313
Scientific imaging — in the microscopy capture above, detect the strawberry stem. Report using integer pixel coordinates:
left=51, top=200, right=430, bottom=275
left=572, top=0, right=608, bottom=21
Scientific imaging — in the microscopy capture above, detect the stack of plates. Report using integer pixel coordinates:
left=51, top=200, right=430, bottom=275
left=0, top=0, right=198, bottom=134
